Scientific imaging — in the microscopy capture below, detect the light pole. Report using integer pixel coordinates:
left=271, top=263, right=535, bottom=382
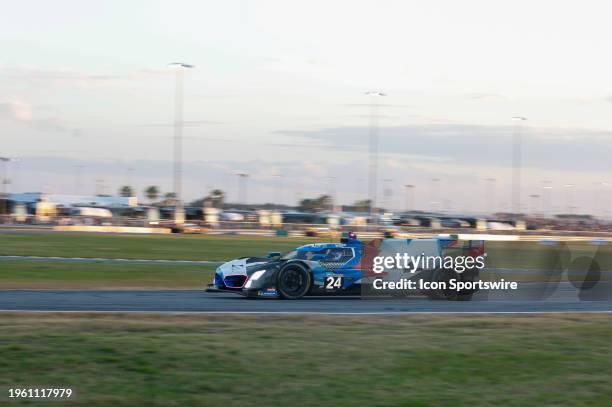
left=326, top=176, right=337, bottom=212
left=95, top=179, right=105, bottom=196
left=169, top=62, right=194, bottom=224
left=12, top=158, right=20, bottom=194
left=603, top=182, right=611, bottom=219
left=431, top=178, right=441, bottom=212
left=74, top=164, right=85, bottom=195
left=594, top=181, right=610, bottom=218
left=541, top=181, right=552, bottom=216
left=125, top=166, right=134, bottom=190
left=237, top=172, right=249, bottom=206
left=382, top=178, right=393, bottom=212
left=0, top=157, right=11, bottom=216
left=404, top=184, right=415, bottom=212
left=365, top=91, right=386, bottom=220
left=563, top=184, right=574, bottom=214
left=0, top=157, right=20, bottom=194
left=484, top=178, right=496, bottom=215
left=511, top=116, right=527, bottom=217
left=529, top=194, right=540, bottom=216
left=0, top=157, right=11, bottom=196
left=295, top=176, right=305, bottom=206
left=272, top=174, right=282, bottom=208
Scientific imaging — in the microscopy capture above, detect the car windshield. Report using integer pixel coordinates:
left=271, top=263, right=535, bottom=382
left=281, top=249, right=321, bottom=260
left=281, top=247, right=353, bottom=262
left=281, top=250, right=297, bottom=260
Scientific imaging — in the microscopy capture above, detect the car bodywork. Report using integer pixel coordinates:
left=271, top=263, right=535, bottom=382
left=207, top=237, right=485, bottom=299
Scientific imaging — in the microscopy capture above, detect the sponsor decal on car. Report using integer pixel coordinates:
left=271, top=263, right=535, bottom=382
left=258, top=288, right=278, bottom=297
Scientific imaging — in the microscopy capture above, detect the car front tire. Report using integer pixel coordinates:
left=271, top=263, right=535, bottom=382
left=276, top=263, right=312, bottom=299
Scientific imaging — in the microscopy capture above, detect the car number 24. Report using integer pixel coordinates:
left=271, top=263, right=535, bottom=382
left=324, top=276, right=343, bottom=289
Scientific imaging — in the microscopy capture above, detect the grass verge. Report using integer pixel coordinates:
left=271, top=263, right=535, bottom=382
left=0, top=313, right=611, bottom=406
left=0, top=233, right=320, bottom=261
left=0, top=261, right=214, bottom=289
left=0, top=234, right=609, bottom=289
left=1, top=233, right=610, bottom=268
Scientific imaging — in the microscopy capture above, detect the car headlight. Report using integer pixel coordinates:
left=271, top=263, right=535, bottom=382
left=244, top=269, right=266, bottom=288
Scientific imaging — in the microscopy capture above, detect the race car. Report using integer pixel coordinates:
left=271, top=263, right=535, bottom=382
left=206, top=236, right=485, bottom=300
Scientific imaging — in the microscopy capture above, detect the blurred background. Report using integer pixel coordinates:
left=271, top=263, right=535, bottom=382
left=2, top=3, right=612, bottom=406
left=1, top=0, right=610, bottom=236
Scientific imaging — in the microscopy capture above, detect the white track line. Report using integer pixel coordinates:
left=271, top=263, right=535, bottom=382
left=1, top=310, right=611, bottom=315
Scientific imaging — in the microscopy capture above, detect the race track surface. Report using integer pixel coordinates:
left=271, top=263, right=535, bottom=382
left=2, top=282, right=612, bottom=313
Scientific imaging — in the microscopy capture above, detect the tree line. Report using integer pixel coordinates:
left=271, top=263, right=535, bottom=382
left=114, top=186, right=373, bottom=212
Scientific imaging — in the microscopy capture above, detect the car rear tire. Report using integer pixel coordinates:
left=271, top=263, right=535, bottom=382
left=276, top=263, right=312, bottom=299
left=426, top=269, right=476, bottom=301
left=426, top=269, right=459, bottom=301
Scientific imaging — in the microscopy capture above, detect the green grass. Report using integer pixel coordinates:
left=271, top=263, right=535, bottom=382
left=0, top=233, right=609, bottom=289
left=0, top=233, right=609, bottom=268
left=0, top=261, right=214, bottom=289
left=0, top=259, right=607, bottom=289
left=0, top=313, right=611, bottom=406
left=0, top=233, right=321, bottom=261
left=483, top=241, right=612, bottom=270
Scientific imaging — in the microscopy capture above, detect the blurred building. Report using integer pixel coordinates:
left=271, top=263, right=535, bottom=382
left=5, top=192, right=137, bottom=221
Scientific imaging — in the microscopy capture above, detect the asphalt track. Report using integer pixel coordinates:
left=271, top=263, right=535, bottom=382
left=2, top=282, right=612, bottom=313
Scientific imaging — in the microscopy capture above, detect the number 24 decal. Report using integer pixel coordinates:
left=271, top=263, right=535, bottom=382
left=324, top=276, right=343, bottom=289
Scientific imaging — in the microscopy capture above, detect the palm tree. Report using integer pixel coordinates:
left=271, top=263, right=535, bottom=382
left=163, top=192, right=177, bottom=205
left=145, top=185, right=160, bottom=203
left=210, top=189, right=225, bottom=208
left=119, top=185, right=134, bottom=197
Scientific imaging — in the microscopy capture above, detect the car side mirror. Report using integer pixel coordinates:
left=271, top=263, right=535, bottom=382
left=267, top=252, right=281, bottom=259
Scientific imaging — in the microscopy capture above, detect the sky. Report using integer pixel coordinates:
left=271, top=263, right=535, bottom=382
left=1, top=0, right=611, bottom=216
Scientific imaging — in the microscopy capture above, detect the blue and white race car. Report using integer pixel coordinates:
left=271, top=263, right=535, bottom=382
left=206, top=237, right=485, bottom=300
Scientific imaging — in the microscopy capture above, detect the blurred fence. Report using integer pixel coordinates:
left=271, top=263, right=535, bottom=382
left=0, top=214, right=611, bottom=241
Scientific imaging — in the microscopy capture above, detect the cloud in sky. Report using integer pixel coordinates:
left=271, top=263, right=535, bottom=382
left=0, top=66, right=172, bottom=89
left=279, top=123, right=612, bottom=173
left=0, top=100, right=70, bottom=132
left=12, top=150, right=607, bottom=216
left=0, top=101, right=32, bottom=121
left=2, top=0, right=612, bottom=214
left=137, top=120, right=224, bottom=127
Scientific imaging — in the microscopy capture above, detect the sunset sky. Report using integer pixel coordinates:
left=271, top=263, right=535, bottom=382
left=2, top=0, right=611, bottom=215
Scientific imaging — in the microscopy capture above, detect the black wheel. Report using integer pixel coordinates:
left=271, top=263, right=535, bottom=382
left=426, top=269, right=476, bottom=301
left=426, top=269, right=458, bottom=301
left=276, top=263, right=312, bottom=299
left=456, top=272, right=477, bottom=301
